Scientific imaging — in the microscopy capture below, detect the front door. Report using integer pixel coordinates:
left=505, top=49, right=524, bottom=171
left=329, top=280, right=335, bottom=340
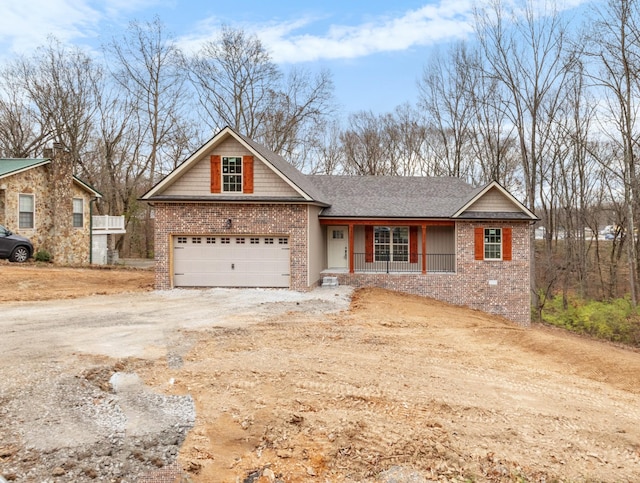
left=327, top=226, right=348, bottom=269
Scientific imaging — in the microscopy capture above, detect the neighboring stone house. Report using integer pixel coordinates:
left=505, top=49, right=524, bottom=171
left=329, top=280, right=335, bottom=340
left=141, top=127, right=538, bottom=325
left=0, top=150, right=102, bottom=264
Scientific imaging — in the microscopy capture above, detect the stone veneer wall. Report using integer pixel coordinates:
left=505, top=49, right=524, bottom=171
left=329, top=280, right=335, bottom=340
left=325, top=221, right=532, bottom=326
left=1, top=162, right=92, bottom=264
left=153, top=203, right=310, bottom=290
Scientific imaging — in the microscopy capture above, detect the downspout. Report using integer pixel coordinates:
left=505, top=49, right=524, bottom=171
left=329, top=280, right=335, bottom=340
left=89, top=197, right=98, bottom=264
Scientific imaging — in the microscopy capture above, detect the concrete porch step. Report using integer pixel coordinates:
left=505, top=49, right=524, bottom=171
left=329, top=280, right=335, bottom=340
left=322, top=276, right=339, bottom=287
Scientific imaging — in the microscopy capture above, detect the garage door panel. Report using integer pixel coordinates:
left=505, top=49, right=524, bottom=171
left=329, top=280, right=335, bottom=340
left=173, top=235, right=290, bottom=288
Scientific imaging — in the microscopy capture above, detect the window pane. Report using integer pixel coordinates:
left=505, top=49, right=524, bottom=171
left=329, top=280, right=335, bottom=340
left=392, top=227, right=409, bottom=261
left=19, top=194, right=33, bottom=211
left=374, top=227, right=390, bottom=261
left=484, top=228, right=502, bottom=259
left=72, top=198, right=83, bottom=227
left=19, top=212, right=34, bottom=229
left=393, top=244, right=408, bottom=261
left=393, top=227, right=408, bottom=244
left=19, top=195, right=34, bottom=229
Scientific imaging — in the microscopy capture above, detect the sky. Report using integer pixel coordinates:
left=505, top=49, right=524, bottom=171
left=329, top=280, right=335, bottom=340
left=0, top=0, right=587, bottom=118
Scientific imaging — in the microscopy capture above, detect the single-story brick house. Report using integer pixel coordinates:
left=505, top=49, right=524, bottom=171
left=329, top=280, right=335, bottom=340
left=0, top=149, right=102, bottom=264
left=142, top=127, right=538, bottom=325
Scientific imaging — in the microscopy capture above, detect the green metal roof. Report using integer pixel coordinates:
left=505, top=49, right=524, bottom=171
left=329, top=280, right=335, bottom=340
left=0, top=158, right=102, bottom=197
left=0, top=158, right=50, bottom=178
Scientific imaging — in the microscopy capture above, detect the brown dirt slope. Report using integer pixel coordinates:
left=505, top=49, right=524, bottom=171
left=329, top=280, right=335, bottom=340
left=0, top=262, right=153, bottom=301
left=139, top=288, right=640, bottom=482
left=2, top=265, right=640, bottom=482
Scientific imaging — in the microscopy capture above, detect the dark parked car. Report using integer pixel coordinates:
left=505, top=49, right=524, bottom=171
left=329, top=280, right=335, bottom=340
left=0, top=225, right=33, bottom=262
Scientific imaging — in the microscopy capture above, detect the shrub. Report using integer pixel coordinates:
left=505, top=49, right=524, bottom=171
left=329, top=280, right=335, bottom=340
left=34, top=249, right=51, bottom=263
left=542, top=294, right=639, bottom=345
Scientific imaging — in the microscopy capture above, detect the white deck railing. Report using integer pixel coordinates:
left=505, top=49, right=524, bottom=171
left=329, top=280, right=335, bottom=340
left=92, top=215, right=125, bottom=231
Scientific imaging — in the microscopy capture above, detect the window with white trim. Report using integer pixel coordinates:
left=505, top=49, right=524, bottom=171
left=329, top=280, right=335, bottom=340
left=374, top=227, right=409, bottom=262
left=222, top=156, right=242, bottom=192
left=19, top=194, right=34, bottom=229
left=484, top=228, right=502, bottom=260
left=72, top=198, right=84, bottom=228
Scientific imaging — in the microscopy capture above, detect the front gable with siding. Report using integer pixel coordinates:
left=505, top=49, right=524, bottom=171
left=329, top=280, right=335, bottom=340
left=142, top=127, right=537, bottom=325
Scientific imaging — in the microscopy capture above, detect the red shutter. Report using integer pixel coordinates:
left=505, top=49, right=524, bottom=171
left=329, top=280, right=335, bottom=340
left=210, top=155, right=221, bottom=193
left=410, top=226, right=418, bottom=263
left=474, top=227, right=484, bottom=260
left=503, top=227, right=512, bottom=261
left=365, top=226, right=373, bottom=263
left=243, top=155, right=254, bottom=193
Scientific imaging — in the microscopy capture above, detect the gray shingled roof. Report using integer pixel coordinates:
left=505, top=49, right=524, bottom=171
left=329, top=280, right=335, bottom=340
left=236, top=132, right=328, bottom=202
left=142, top=128, right=534, bottom=220
left=310, top=175, right=479, bottom=218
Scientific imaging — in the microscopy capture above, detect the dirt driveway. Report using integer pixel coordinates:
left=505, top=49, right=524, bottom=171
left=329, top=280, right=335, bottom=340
left=1, top=264, right=640, bottom=482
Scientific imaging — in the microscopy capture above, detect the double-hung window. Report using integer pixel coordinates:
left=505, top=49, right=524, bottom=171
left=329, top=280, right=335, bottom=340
left=222, top=156, right=242, bottom=192
left=72, top=198, right=84, bottom=228
left=19, top=194, right=34, bottom=229
left=374, top=227, right=409, bottom=262
left=484, top=228, right=502, bottom=260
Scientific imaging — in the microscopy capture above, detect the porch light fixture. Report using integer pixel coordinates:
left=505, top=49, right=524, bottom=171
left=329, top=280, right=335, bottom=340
left=225, top=218, right=232, bottom=229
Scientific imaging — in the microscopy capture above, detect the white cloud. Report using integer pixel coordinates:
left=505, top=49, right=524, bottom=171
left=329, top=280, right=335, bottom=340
left=0, top=0, right=102, bottom=55
left=0, top=0, right=165, bottom=58
left=181, top=1, right=476, bottom=63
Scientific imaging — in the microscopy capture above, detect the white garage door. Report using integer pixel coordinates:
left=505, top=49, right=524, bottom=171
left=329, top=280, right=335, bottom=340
left=173, top=235, right=290, bottom=288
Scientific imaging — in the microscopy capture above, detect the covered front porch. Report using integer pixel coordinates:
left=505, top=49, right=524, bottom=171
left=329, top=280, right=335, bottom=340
left=320, top=220, right=456, bottom=274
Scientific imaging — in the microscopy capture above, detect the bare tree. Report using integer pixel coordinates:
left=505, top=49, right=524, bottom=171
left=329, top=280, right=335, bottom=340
left=384, top=104, right=428, bottom=176
left=186, top=26, right=279, bottom=137
left=418, top=42, right=476, bottom=178
left=106, top=16, right=188, bottom=184
left=259, top=68, right=335, bottom=170
left=340, top=111, right=392, bottom=175
left=16, top=37, right=101, bottom=167
left=0, top=64, right=49, bottom=157
left=464, top=48, right=520, bottom=187
left=583, top=0, right=640, bottom=305
left=474, top=0, right=576, bottom=317
left=186, top=26, right=335, bottom=169
left=105, top=17, right=190, bottom=256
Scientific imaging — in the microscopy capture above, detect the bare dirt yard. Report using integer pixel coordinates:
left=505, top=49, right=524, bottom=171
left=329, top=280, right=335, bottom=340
left=1, top=263, right=640, bottom=482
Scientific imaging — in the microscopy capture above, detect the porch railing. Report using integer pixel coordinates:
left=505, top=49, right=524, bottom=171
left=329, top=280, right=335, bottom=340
left=352, top=253, right=455, bottom=273
left=92, top=215, right=125, bottom=231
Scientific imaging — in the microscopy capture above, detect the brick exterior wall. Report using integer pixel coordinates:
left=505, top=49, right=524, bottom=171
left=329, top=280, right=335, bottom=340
left=0, top=159, right=93, bottom=264
left=153, top=203, right=310, bottom=291
left=153, top=201, right=531, bottom=325
left=325, top=221, right=532, bottom=326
